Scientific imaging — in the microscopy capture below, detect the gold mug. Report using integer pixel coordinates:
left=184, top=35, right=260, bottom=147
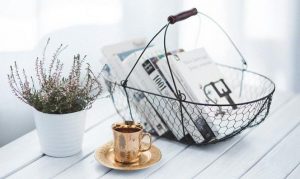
left=112, top=122, right=152, bottom=163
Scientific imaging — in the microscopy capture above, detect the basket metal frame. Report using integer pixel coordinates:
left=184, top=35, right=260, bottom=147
left=106, top=8, right=276, bottom=145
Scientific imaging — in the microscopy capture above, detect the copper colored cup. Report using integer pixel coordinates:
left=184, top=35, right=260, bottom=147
left=112, top=122, right=152, bottom=163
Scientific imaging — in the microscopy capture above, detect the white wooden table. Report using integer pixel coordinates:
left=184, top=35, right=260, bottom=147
left=1, top=91, right=299, bottom=179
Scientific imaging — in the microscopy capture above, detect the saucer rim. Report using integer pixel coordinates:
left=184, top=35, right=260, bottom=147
left=94, top=141, right=162, bottom=171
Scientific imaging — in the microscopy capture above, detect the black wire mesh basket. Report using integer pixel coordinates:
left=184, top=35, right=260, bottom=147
left=104, top=8, right=275, bottom=145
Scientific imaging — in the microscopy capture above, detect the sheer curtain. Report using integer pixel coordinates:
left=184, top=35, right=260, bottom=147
left=0, top=0, right=122, bottom=52
left=1, top=0, right=299, bottom=92
left=0, top=0, right=38, bottom=51
left=0, top=0, right=299, bottom=146
left=180, top=0, right=300, bottom=92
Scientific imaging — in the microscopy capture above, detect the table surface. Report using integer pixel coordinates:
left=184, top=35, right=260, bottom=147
left=0, top=91, right=299, bottom=179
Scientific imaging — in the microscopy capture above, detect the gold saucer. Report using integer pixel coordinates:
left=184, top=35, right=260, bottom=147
left=94, top=141, right=161, bottom=170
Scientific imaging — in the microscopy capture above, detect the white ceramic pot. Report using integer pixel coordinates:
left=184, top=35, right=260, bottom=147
left=33, top=109, right=86, bottom=157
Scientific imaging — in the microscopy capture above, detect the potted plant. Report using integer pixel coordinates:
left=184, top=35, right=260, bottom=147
left=7, top=39, right=103, bottom=157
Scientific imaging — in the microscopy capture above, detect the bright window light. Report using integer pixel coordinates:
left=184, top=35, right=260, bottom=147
left=0, top=0, right=122, bottom=52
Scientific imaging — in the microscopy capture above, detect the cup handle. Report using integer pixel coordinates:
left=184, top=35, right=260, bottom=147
left=139, top=133, right=152, bottom=152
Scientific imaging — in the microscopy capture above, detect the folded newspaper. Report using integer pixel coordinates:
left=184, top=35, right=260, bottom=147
left=102, top=39, right=238, bottom=143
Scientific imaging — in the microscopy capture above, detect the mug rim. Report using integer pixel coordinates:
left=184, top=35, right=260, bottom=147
left=112, top=122, right=143, bottom=134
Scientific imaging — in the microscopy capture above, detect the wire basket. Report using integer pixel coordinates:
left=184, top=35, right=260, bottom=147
left=104, top=8, right=275, bottom=145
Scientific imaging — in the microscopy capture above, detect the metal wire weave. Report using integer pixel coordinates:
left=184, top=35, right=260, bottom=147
left=105, top=64, right=275, bottom=145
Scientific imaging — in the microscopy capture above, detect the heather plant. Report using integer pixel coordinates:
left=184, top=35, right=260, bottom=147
left=8, top=39, right=103, bottom=114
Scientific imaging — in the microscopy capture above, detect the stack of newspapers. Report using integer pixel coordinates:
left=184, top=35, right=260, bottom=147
left=102, top=38, right=240, bottom=143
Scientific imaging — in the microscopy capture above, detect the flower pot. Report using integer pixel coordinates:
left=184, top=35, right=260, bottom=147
left=33, top=109, right=86, bottom=157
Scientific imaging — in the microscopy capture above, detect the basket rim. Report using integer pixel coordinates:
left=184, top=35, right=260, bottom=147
left=107, top=64, right=276, bottom=106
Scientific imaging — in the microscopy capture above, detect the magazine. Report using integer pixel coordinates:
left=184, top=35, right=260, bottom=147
left=123, top=47, right=188, bottom=140
left=160, top=48, right=237, bottom=139
left=102, top=39, right=169, bottom=135
left=103, top=39, right=238, bottom=140
left=157, top=58, right=219, bottom=142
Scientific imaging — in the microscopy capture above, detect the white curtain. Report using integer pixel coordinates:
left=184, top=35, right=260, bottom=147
left=180, top=0, right=300, bottom=92
left=0, top=0, right=122, bottom=52
left=0, top=0, right=299, bottom=146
